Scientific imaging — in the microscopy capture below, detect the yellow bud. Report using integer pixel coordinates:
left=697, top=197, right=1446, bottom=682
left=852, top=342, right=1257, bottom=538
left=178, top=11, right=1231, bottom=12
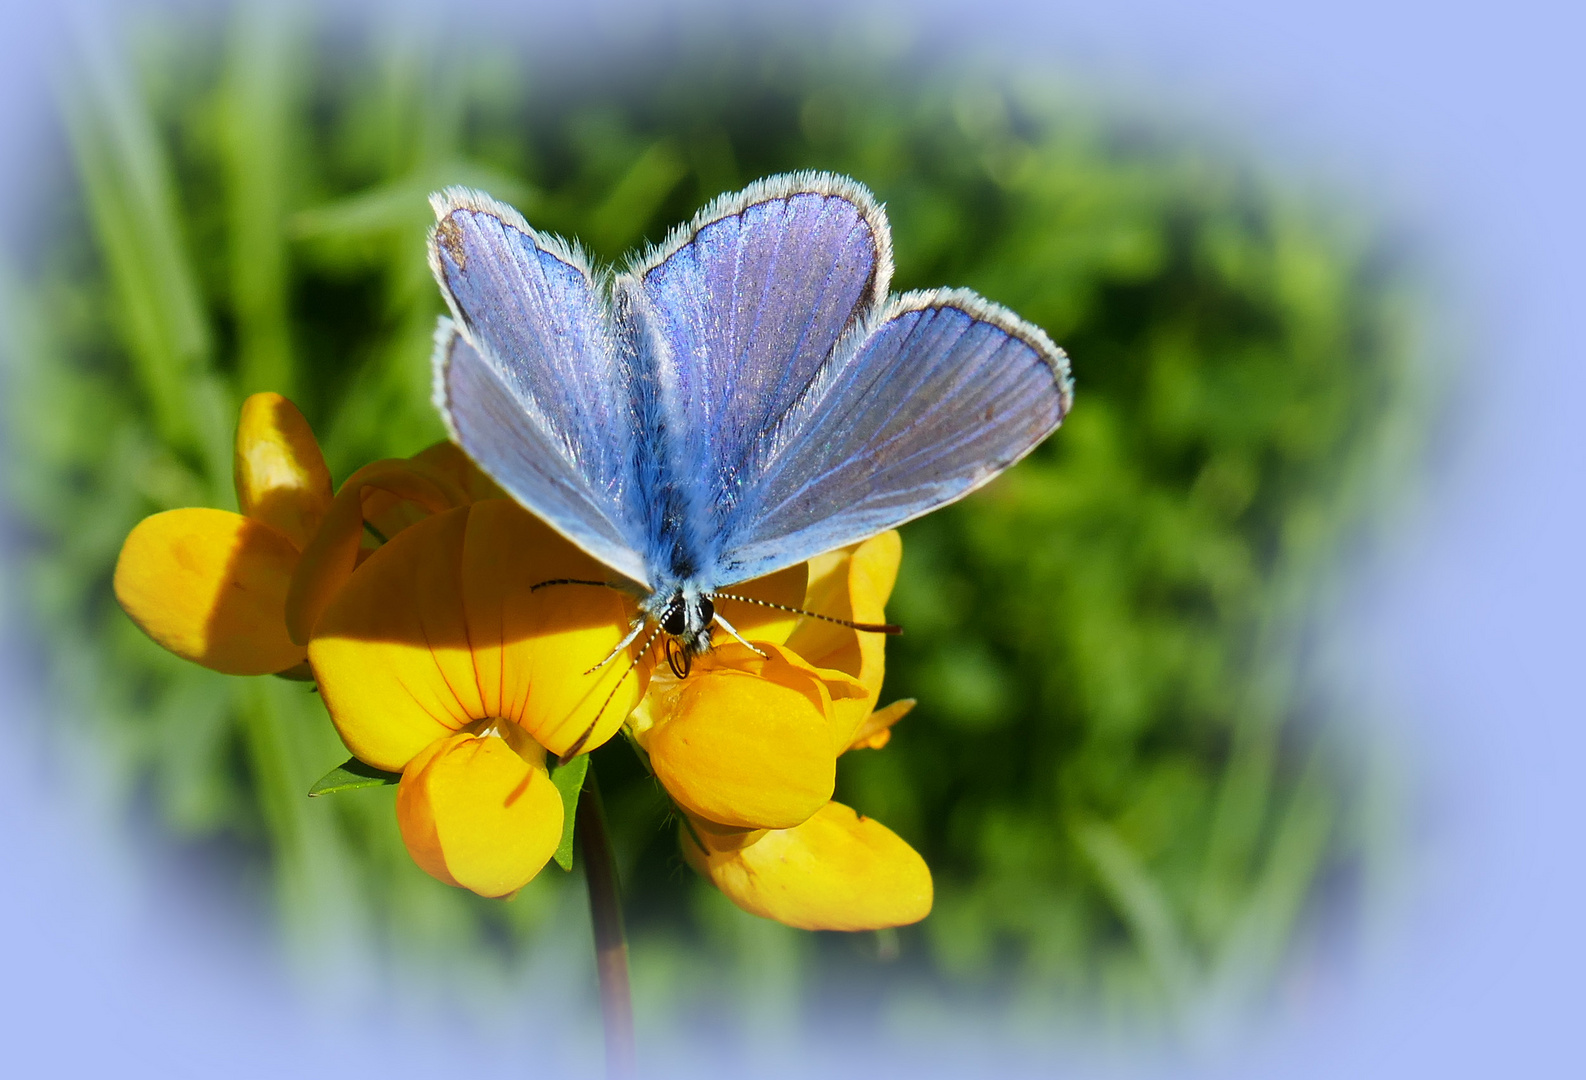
left=233, top=393, right=333, bottom=551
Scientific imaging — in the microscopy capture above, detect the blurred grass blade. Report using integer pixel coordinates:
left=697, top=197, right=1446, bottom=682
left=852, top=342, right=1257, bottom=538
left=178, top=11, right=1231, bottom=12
left=292, top=164, right=532, bottom=243
left=59, top=12, right=213, bottom=451
left=588, top=138, right=688, bottom=254
left=223, top=1, right=300, bottom=397
left=1072, top=815, right=1198, bottom=1014
left=240, top=679, right=376, bottom=990
left=1206, top=744, right=1336, bottom=1012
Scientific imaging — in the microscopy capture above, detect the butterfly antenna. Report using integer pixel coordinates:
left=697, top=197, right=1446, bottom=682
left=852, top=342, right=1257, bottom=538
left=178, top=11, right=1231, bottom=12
left=708, top=593, right=903, bottom=635
left=529, top=578, right=613, bottom=593
left=711, top=611, right=769, bottom=658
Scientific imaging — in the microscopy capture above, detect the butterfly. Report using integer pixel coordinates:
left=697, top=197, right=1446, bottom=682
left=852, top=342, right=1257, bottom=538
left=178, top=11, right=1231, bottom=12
left=427, top=171, right=1073, bottom=681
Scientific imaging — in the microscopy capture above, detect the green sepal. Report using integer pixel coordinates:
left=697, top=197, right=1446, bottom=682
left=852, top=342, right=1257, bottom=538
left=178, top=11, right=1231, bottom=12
left=549, top=753, right=590, bottom=871
left=308, top=757, right=401, bottom=796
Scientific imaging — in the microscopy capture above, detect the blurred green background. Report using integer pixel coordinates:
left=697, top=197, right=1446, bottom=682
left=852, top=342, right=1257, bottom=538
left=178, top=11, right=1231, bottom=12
left=4, top=2, right=1422, bottom=1053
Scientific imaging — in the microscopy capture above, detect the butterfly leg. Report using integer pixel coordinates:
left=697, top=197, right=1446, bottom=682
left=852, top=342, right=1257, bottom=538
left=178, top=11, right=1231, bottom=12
left=582, top=617, right=648, bottom=675
left=710, top=610, right=769, bottom=658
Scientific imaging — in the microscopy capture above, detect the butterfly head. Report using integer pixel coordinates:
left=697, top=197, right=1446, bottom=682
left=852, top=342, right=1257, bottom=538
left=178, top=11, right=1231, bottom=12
left=648, top=586, right=714, bottom=678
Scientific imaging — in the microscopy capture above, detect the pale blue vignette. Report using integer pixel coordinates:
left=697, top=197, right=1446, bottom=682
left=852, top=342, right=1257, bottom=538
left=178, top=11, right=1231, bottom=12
left=0, top=0, right=1582, bottom=1078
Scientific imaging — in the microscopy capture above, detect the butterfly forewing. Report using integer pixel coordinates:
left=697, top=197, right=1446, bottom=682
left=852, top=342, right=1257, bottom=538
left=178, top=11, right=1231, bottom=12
left=714, top=289, right=1074, bottom=584
left=618, top=173, right=892, bottom=579
left=428, top=189, right=651, bottom=587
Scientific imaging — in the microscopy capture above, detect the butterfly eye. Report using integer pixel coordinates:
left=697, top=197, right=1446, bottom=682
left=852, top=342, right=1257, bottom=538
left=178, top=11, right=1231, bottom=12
left=697, top=596, right=714, bottom=625
left=662, top=603, right=687, bottom=637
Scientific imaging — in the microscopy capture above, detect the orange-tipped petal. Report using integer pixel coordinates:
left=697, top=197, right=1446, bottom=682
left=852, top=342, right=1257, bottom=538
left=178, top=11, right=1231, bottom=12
left=233, top=393, right=333, bottom=550
left=459, top=499, right=648, bottom=758
left=713, top=562, right=808, bottom=647
left=682, top=801, right=933, bottom=931
left=397, top=724, right=562, bottom=898
left=643, top=643, right=837, bottom=829
left=787, top=531, right=902, bottom=747
left=286, top=460, right=461, bottom=644
left=115, top=508, right=305, bottom=675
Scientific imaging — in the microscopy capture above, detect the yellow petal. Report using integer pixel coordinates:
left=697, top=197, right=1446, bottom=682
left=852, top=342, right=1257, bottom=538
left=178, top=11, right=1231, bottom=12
left=847, top=698, right=915, bottom=751
left=361, top=444, right=490, bottom=541
left=682, top=801, right=933, bottom=931
left=712, top=562, right=808, bottom=646
left=310, top=501, right=647, bottom=770
left=286, top=460, right=461, bottom=644
left=233, top=393, right=334, bottom=550
left=459, top=499, right=649, bottom=757
left=397, top=724, right=562, bottom=898
left=115, top=508, right=306, bottom=675
left=644, top=643, right=837, bottom=829
left=786, top=531, right=902, bottom=746
left=308, top=506, right=478, bottom=770
left=410, top=441, right=508, bottom=502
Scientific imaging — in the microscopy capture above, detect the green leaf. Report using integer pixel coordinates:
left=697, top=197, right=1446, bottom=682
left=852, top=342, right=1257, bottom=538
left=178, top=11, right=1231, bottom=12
left=308, top=757, right=401, bottom=797
left=549, top=754, right=589, bottom=871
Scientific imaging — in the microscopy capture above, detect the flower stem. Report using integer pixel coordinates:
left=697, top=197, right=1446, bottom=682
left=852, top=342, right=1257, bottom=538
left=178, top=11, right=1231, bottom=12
left=578, top=764, right=636, bottom=1080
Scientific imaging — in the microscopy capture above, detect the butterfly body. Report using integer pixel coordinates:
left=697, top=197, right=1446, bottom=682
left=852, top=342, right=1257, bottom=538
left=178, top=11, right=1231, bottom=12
left=428, top=173, right=1073, bottom=662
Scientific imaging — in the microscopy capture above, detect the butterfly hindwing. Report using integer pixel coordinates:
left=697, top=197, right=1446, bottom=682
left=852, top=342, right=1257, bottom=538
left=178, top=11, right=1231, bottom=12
left=428, top=189, right=650, bottom=587
left=616, top=172, right=892, bottom=579
left=715, top=289, right=1074, bottom=584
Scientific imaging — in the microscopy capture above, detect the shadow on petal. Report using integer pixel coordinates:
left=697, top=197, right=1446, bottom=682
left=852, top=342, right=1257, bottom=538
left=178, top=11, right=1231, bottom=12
left=114, top=507, right=305, bottom=676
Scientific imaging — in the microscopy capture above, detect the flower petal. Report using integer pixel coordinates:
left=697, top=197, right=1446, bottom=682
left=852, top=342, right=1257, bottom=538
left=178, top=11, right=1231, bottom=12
left=847, top=698, right=915, bottom=751
left=644, top=643, right=837, bottom=829
left=233, top=393, right=334, bottom=550
left=286, top=460, right=462, bottom=644
left=682, top=801, right=933, bottom=931
left=459, top=499, right=649, bottom=758
left=786, top=531, right=902, bottom=746
left=115, top=508, right=305, bottom=675
left=712, top=562, right=808, bottom=646
left=397, top=724, right=562, bottom=898
left=308, top=506, right=478, bottom=770
left=310, top=500, right=647, bottom=770
left=361, top=444, right=491, bottom=541
left=409, top=441, right=509, bottom=502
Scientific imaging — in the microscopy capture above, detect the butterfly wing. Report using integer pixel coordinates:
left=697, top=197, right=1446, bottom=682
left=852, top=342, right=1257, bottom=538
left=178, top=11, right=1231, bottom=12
left=714, top=288, right=1074, bottom=583
left=428, top=189, right=651, bottom=587
left=616, top=172, right=892, bottom=579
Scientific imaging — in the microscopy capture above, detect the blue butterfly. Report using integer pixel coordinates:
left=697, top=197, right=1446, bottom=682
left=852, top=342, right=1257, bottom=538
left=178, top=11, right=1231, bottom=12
left=427, top=172, right=1073, bottom=681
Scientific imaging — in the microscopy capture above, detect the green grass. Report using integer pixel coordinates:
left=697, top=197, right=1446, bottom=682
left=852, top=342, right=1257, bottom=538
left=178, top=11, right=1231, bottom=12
left=4, top=5, right=1423, bottom=1045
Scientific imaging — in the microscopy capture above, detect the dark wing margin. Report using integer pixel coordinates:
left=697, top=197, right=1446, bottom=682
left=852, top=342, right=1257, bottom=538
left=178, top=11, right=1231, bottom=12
left=427, top=188, right=650, bottom=587
left=715, top=287, right=1074, bottom=584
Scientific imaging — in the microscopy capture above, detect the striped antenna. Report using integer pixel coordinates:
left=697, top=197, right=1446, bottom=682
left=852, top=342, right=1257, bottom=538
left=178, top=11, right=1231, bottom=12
left=708, top=592, right=903, bottom=635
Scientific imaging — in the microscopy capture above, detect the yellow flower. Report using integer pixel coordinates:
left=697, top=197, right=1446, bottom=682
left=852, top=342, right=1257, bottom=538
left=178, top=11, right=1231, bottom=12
left=626, top=530, right=931, bottom=930
left=115, top=392, right=332, bottom=675
left=307, top=497, right=652, bottom=895
left=115, top=393, right=502, bottom=675
left=678, top=696, right=929, bottom=930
